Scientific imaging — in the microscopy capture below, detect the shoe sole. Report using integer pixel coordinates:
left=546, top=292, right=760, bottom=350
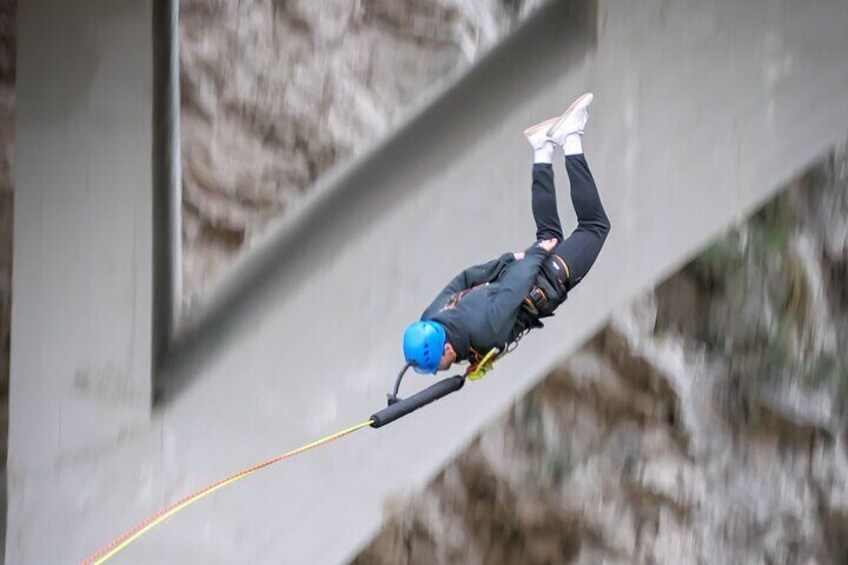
left=546, top=92, right=594, bottom=137
left=522, top=116, right=559, bottom=138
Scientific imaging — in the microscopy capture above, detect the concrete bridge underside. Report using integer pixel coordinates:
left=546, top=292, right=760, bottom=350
left=8, top=0, right=848, bottom=562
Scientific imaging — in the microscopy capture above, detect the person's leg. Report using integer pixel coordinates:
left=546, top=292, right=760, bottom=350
left=531, top=163, right=564, bottom=241
left=524, top=118, right=565, bottom=242
left=553, top=154, right=610, bottom=288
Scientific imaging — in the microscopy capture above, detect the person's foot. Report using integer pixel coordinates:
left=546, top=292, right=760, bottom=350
left=523, top=117, right=558, bottom=149
left=547, top=92, right=593, bottom=155
left=523, top=117, right=558, bottom=164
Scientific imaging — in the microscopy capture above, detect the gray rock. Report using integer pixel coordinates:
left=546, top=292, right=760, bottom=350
left=179, top=0, right=523, bottom=308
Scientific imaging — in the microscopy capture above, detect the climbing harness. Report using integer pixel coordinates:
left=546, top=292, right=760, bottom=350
left=520, top=253, right=571, bottom=322
left=82, top=348, right=509, bottom=564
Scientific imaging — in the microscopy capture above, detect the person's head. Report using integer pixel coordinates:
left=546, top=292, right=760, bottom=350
left=402, top=321, right=457, bottom=374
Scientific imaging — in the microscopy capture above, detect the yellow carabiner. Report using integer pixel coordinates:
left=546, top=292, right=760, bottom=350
left=466, top=348, right=500, bottom=381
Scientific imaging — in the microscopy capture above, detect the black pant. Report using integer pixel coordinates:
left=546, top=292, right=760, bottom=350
left=531, top=155, right=610, bottom=289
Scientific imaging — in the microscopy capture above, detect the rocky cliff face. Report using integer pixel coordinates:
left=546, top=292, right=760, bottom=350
left=353, top=146, right=848, bottom=564
left=179, top=0, right=538, bottom=307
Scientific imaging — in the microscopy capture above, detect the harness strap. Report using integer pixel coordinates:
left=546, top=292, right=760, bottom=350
left=551, top=253, right=571, bottom=287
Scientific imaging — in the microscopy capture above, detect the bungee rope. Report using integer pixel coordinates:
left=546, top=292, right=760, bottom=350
left=82, top=419, right=374, bottom=565
left=82, top=347, right=508, bottom=564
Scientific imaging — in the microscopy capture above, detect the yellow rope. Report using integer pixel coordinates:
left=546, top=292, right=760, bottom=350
left=82, top=419, right=374, bottom=565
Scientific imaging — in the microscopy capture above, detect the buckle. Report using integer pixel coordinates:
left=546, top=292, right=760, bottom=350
left=529, top=286, right=547, bottom=306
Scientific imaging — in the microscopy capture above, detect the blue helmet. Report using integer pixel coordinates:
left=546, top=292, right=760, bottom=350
left=403, top=321, right=446, bottom=374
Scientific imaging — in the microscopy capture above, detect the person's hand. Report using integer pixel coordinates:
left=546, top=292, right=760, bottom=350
left=538, top=238, right=557, bottom=252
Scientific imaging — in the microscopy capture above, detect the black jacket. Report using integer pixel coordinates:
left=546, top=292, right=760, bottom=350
left=421, top=243, right=562, bottom=363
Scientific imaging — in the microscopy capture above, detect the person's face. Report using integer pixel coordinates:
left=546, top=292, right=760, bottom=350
left=437, top=342, right=457, bottom=371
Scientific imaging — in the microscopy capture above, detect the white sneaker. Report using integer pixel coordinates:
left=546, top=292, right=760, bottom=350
left=522, top=116, right=558, bottom=150
left=547, top=92, right=594, bottom=150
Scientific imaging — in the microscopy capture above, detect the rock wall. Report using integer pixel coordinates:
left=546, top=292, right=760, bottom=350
left=353, top=145, right=848, bottom=564
left=179, top=0, right=541, bottom=307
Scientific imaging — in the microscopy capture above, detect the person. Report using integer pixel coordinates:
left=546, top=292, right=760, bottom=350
left=402, top=93, right=611, bottom=374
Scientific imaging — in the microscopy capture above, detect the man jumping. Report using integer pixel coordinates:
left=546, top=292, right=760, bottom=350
left=402, top=93, right=611, bottom=374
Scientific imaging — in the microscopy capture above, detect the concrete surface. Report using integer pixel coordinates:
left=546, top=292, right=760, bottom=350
left=7, top=0, right=154, bottom=561
left=8, top=0, right=848, bottom=563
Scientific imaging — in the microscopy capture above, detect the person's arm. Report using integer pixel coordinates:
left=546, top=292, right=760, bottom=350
left=487, top=240, right=555, bottom=323
left=422, top=254, right=515, bottom=319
